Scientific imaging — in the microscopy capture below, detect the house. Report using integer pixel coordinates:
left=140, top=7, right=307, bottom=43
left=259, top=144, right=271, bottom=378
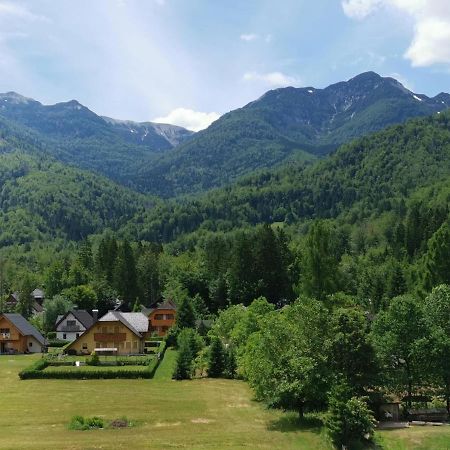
left=65, top=311, right=150, bottom=356
left=5, top=290, right=45, bottom=315
left=142, top=299, right=177, bottom=337
left=55, top=310, right=95, bottom=342
left=0, top=313, right=46, bottom=354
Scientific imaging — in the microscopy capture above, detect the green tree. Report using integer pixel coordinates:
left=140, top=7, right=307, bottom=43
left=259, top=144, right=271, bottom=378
left=301, top=221, right=339, bottom=300
left=325, top=383, right=375, bottom=449
left=172, top=328, right=204, bottom=380
left=114, top=240, right=137, bottom=308
left=371, top=295, right=428, bottom=408
left=61, top=285, right=97, bottom=310
left=326, top=308, right=379, bottom=394
left=43, top=294, right=73, bottom=332
left=242, top=298, right=330, bottom=417
left=176, top=296, right=196, bottom=330
left=16, top=272, right=37, bottom=318
left=208, top=336, right=225, bottom=378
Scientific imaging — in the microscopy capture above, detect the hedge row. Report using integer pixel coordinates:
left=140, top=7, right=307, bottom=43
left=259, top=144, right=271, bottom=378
left=19, top=342, right=168, bottom=380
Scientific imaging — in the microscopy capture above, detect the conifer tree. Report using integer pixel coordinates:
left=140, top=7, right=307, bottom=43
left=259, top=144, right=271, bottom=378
left=208, top=336, right=225, bottom=378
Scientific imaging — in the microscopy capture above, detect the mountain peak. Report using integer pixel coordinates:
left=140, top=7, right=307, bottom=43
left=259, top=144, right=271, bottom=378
left=0, top=91, right=36, bottom=105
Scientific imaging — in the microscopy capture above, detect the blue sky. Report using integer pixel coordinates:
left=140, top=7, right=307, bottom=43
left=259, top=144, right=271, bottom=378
left=0, top=0, right=448, bottom=130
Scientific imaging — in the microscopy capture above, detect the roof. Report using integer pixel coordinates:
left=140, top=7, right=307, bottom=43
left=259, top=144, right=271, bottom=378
left=99, top=311, right=149, bottom=337
left=32, top=288, right=45, bottom=299
left=142, top=299, right=177, bottom=316
left=55, top=310, right=93, bottom=329
left=32, top=301, right=44, bottom=314
left=2, top=313, right=46, bottom=345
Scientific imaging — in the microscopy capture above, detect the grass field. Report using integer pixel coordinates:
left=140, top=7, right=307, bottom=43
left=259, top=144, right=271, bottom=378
left=1, top=354, right=450, bottom=450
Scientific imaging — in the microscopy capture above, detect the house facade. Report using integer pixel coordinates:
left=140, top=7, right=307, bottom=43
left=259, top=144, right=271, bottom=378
left=65, top=311, right=150, bottom=356
left=144, top=299, right=177, bottom=337
left=0, top=313, right=46, bottom=354
left=55, top=310, right=94, bottom=342
left=5, top=290, right=45, bottom=315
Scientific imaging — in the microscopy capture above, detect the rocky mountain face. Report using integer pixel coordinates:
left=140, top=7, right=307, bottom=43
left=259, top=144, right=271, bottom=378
left=135, top=72, right=450, bottom=196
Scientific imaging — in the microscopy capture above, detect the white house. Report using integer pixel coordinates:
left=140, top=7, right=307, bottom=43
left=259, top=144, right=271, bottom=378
left=55, top=310, right=95, bottom=342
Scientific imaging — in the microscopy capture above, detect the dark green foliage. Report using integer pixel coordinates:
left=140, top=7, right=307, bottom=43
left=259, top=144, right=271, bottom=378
left=208, top=336, right=225, bottom=378
left=176, top=297, right=196, bottom=330
left=172, top=328, right=203, bottom=380
left=325, top=383, right=375, bottom=449
left=69, top=415, right=104, bottom=430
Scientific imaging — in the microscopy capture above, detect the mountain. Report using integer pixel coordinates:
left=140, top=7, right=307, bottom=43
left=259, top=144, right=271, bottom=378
left=0, top=115, right=149, bottom=245
left=0, top=92, right=193, bottom=190
left=137, top=72, right=450, bottom=197
left=122, top=110, right=450, bottom=244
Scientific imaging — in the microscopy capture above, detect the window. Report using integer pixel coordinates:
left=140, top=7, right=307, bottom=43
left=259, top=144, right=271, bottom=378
left=126, top=341, right=131, bottom=349
left=63, top=334, right=67, bottom=340
left=133, top=341, right=138, bottom=349
left=119, top=342, right=124, bottom=349
left=82, top=343, right=88, bottom=350
left=102, top=326, right=107, bottom=334
left=29, top=342, right=33, bottom=347
left=166, top=314, right=174, bottom=320
left=66, top=320, right=76, bottom=327
left=0, top=328, right=10, bottom=334
left=155, top=314, right=163, bottom=320
left=76, top=333, right=79, bottom=338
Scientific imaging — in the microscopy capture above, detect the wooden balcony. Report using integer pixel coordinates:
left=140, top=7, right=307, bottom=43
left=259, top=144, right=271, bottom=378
left=93, top=333, right=126, bottom=342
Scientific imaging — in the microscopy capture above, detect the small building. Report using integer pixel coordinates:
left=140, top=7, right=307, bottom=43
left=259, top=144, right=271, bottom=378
left=55, top=310, right=95, bottom=342
left=379, top=402, right=400, bottom=422
left=0, top=313, right=46, bottom=354
left=65, top=311, right=149, bottom=356
left=5, top=291, right=44, bottom=315
left=143, top=299, right=177, bottom=337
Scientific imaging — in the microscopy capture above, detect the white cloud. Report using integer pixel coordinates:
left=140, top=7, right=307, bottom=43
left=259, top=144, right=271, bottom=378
left=153, top=108, right=220, bottom=131
left=242, top=71, right=301, bottom=87
left=342, top=0, right=450, bottom=67
left=0, top=1, right=48, bottom=22
left=240, top=33, right=258, bottom=41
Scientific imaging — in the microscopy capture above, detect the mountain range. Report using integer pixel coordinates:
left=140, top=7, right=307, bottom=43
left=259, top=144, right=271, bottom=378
left=0, top=72, right=448, bottom=197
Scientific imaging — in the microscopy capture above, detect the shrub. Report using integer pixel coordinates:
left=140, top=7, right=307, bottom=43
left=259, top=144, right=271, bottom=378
left=325, top=384, right=376, bottom=449
left=47, top=332, right=57, bottom=340
left=47, top=339, right=69, bottom=348
left=86, top=352, right=99, bottom=366
left=69, top=415, right=104, bottom=430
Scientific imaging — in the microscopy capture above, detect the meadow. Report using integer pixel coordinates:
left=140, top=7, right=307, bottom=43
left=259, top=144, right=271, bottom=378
left=1, top=353, right=449, bottom=450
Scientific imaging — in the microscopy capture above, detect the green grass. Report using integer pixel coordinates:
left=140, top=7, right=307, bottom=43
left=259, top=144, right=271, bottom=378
left=152, top=348, right=177, bottom=380
left=1, top=355, right=449, bottom=449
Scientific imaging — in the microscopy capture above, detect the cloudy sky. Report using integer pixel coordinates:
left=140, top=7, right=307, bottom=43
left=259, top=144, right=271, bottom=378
left=0, top=0, right=448, bottom=131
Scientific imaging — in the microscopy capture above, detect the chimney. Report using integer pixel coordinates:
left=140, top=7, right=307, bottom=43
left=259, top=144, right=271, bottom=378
left=92, top=309, right=99, bottom=323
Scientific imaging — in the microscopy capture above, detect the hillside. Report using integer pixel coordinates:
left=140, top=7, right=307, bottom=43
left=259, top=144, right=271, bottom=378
left=137, top=72, right=450, bottom=197
left=0, top=92, right=193, bottom=190
left=0, top=116, right=149, bottom=245
left=122, top=111, right=450, bottom=243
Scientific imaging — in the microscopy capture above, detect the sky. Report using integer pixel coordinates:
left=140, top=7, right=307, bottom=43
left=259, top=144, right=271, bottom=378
left=0, top=0, right=448, bottom=131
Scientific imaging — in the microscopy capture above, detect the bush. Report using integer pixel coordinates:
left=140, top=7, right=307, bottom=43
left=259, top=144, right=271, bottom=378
left=47, top=339, right=68, bottom=348
left=86, top=352, right=99, bottom=366
left=47, top=332, right=57, bottom=340
left=69, top=415, right=104, bottom=430
left=325, top=384, right=376, bottom=449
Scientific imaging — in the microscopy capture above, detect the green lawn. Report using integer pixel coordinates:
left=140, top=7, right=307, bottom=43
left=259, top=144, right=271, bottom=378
left=1, top=354, right=449, bottom=450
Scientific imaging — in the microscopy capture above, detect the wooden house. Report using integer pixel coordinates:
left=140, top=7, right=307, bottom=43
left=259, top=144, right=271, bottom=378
left=55, top=310, right=95, bottom=342
left=0, top=313, right=46, bottom=354
left=65, top=311, right=150, bottom=356
left=143, top=299, right=177, bottom=336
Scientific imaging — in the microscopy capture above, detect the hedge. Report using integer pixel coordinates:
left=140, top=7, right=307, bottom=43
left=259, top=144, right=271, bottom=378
left=19, top=342, right=168, bottom=380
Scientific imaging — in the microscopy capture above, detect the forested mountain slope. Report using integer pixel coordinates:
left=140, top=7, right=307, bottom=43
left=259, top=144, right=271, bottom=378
left=0, top=117, right=148, bottom=245
left=123, top=111, right=450, bottom=243
left=137, top=72, right=450, bottom=197
left=0, top=92, right=193, bottom=190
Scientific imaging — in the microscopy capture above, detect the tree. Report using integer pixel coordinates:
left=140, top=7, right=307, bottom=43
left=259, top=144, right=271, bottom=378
left=421, top=222, right=450, bottom=292
left=208, top=336, right=225, bottom=378
left=371, top=295, right=428, bottom=408
left=301, top=221, right=340, bottom=300
left=325, top=383, right=375, bottom=449
left=43, top=295, right=73, bottom=332
left=176, top=296, right=196, bottom=330
left=422, top=285, right=450, bottom=416
left=114, top=240, right=137, bottom=307
left=242, top=298, right=330, bottom=417
left=326, top=308, right=379, bottom=394
left=61, top=285, right=97, bottom=311
left=16, top=272, right=36, bottom=318
left=172, top=328, right=204, bottom=380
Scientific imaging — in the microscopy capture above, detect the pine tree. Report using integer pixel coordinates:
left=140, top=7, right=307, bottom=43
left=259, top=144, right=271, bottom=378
left=208, top=336, right=225, bottom=378
left=176, top=296, right=196, bottom=329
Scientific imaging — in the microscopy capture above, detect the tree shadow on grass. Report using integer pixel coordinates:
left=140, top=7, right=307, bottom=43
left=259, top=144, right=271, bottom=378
left=267, top=413, right=323, bottom=434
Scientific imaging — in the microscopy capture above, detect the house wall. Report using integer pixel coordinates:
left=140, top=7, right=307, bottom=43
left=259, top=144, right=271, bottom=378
left=66, top=321, right=144, bottom=355
left=26, top=336, right=44, bottom=353
left=148, top=309, right=176, bottom=336
left=56, top=313, right=86, bottom=342
left=0, top=316, right=33, bottom=353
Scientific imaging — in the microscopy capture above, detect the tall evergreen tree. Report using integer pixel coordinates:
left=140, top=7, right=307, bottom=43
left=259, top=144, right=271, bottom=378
left=208, top=336, right=225, bottom=378
left=176, top=296, right=196, bottom=329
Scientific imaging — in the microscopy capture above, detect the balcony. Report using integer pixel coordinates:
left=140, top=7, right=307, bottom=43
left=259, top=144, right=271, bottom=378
left=93, top=333, right=126, bottom=342
left=58, top=325, right=81, bottom=332
left=0, top=332, right=11, bottom=340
